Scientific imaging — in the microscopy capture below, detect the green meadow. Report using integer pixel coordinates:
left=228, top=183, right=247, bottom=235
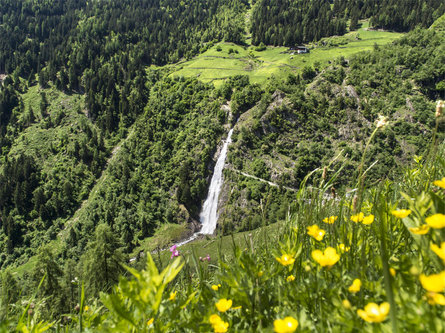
left=170, top=22, right=404, bottom=86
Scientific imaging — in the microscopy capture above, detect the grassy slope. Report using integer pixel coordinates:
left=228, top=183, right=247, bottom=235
left=170, top=21, right=403, bottom=86
left=9, top=85, right=90, bottom=179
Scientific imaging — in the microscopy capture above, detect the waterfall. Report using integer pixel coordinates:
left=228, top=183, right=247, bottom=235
left=176, top=127, right=234, bottom=247
left=199, top=127, right=234, bottom=234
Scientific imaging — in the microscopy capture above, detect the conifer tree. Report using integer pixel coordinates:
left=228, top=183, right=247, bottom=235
left=80, top=224, right=125, bottom=298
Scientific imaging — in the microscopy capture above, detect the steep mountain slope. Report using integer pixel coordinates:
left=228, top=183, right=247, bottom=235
left=218, top=26, right=444, bottom=233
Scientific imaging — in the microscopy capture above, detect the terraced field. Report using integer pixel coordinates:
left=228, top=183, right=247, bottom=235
left=170, top=21, right=404, bottom=86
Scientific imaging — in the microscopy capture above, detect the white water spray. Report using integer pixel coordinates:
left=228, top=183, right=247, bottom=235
left=176, top=127, right=234, bottom=246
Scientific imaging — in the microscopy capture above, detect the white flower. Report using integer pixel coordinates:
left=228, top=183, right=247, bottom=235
left=376, top=115, right=388, bottom=128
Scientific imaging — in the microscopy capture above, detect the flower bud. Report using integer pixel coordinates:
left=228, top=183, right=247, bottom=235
left=436, top=100, right=444, bottom=118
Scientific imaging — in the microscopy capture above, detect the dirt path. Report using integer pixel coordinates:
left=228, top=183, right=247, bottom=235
left=230, top=167, right=298, bottom=192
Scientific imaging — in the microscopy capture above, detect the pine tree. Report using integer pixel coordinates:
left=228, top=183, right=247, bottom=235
left=80, top=224, right=125, bottom=297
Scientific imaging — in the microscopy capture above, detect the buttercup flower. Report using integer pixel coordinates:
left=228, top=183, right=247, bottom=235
left=276, top=254, right=295, bottom=266
left=215, top=299, right=232, bottom=312
left=213, top=320, right=229, bottom=333
left=391, top=209, right=412, bottom=218
left=409, top=225, right=430, bottom=235
left=426, top=292, right=445, bottom=305
left=169, top=291, right=177, bottom=301
left=425, top=214, right=445, bottom=229
left=348, top=279, right=361, bottom=293
left=209, top=314, right=222, bottom=325
left=357, top=302, right=390, bottom=323
left=287, top=275, right=295, bottom=282
left=431, top=242, right=445, bottom=262
left=323, top=216, right=338, bottom=224
left=419, top=271, right=445, bottom=292
left=339, top=243, right=350, bottom=252
left=209, top=314, right=228, bottom=333
left=312, top=247, right=340, bottom=267
left=351, top=212, right=364, bottom=223
left=342, top=299, right=352, bottom=309
left=307, top=225, right=326, bottom=241
left=362, top=214, right=375, bottom=225
left=433, top=177, right=445, bottom=189
left=147, top=318, right=154, bottom=326
left=273, top=316, right=298, bottom=333
left=390, top=268, right=396, bottom=277
left=212, top=284, right=221, bottom=291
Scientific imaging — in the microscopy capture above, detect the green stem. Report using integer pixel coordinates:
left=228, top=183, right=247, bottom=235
left=377, top=195, right=398, bottom=333
left=356, top=127, right=379, bottom=211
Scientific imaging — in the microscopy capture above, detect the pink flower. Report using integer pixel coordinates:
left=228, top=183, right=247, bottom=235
left=170, top=245, right=180, bottom=258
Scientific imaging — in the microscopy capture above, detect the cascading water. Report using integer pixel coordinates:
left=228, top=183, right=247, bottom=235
left=176, top=127, right=234, bottom=246
left=199, top=127, right=234, bottom=234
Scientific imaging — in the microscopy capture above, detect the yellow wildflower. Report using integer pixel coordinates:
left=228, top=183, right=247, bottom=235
left=169, top=291, right=177, bottom=301
left=419, top=271, right=445, bottom=292
left=431, top=242, right=445, bottom=262
left=391, top=209, right=412, bottom=218
left=390, top=268, right=396, bottom=277
left=339, top=243, right=350, bottom=252
left=147, top=318, right=154, bottom=326
left=307, top=225, right=326, bottom=241
left=312, top=247, right=340, bottom=267
left=409, top=225, right=430, bottom=235
left=286, top=275, right=295, bottom=282
left=342, top=299, right=351, bottom=309
left=362, top=214, right=375, bottom=225
left=276, top=254, right=295, bottom=266
left=210, top=314, right=228, bottom=333
left=348, top=279, right=361, bottom=293
left=273, top=316, right=298, bottom=333
left=213, top=320, right=229, bottom=333
left=215, top=299, right=232, bottom=312
left=425, top=214, right=445, bottom=229
left=209, top=314, right=222, bottom=325
left=323, top=216, right=338, bottom=224
left=351, top=212, right=364, bottom=223
left=84, top=306, right=89, bottom=312
left=433, top=177, right=445, bottom=189
left=426, top=292, right=445, bottom=305
left=357, top=302, right=390, bottom=323
left=211, top=284, right=221, bottom=291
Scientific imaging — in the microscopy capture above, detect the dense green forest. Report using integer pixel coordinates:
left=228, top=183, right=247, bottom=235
left=250, top=0, right=445, bottom=46
left=0, top=1, right=444, bottom=330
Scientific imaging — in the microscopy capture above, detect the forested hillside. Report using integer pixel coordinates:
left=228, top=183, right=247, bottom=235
left=0, top=2, right=444, bottom=330
left=219, top=26, right=444, bottom=233
left=250, top=0, right=445, bottom=46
